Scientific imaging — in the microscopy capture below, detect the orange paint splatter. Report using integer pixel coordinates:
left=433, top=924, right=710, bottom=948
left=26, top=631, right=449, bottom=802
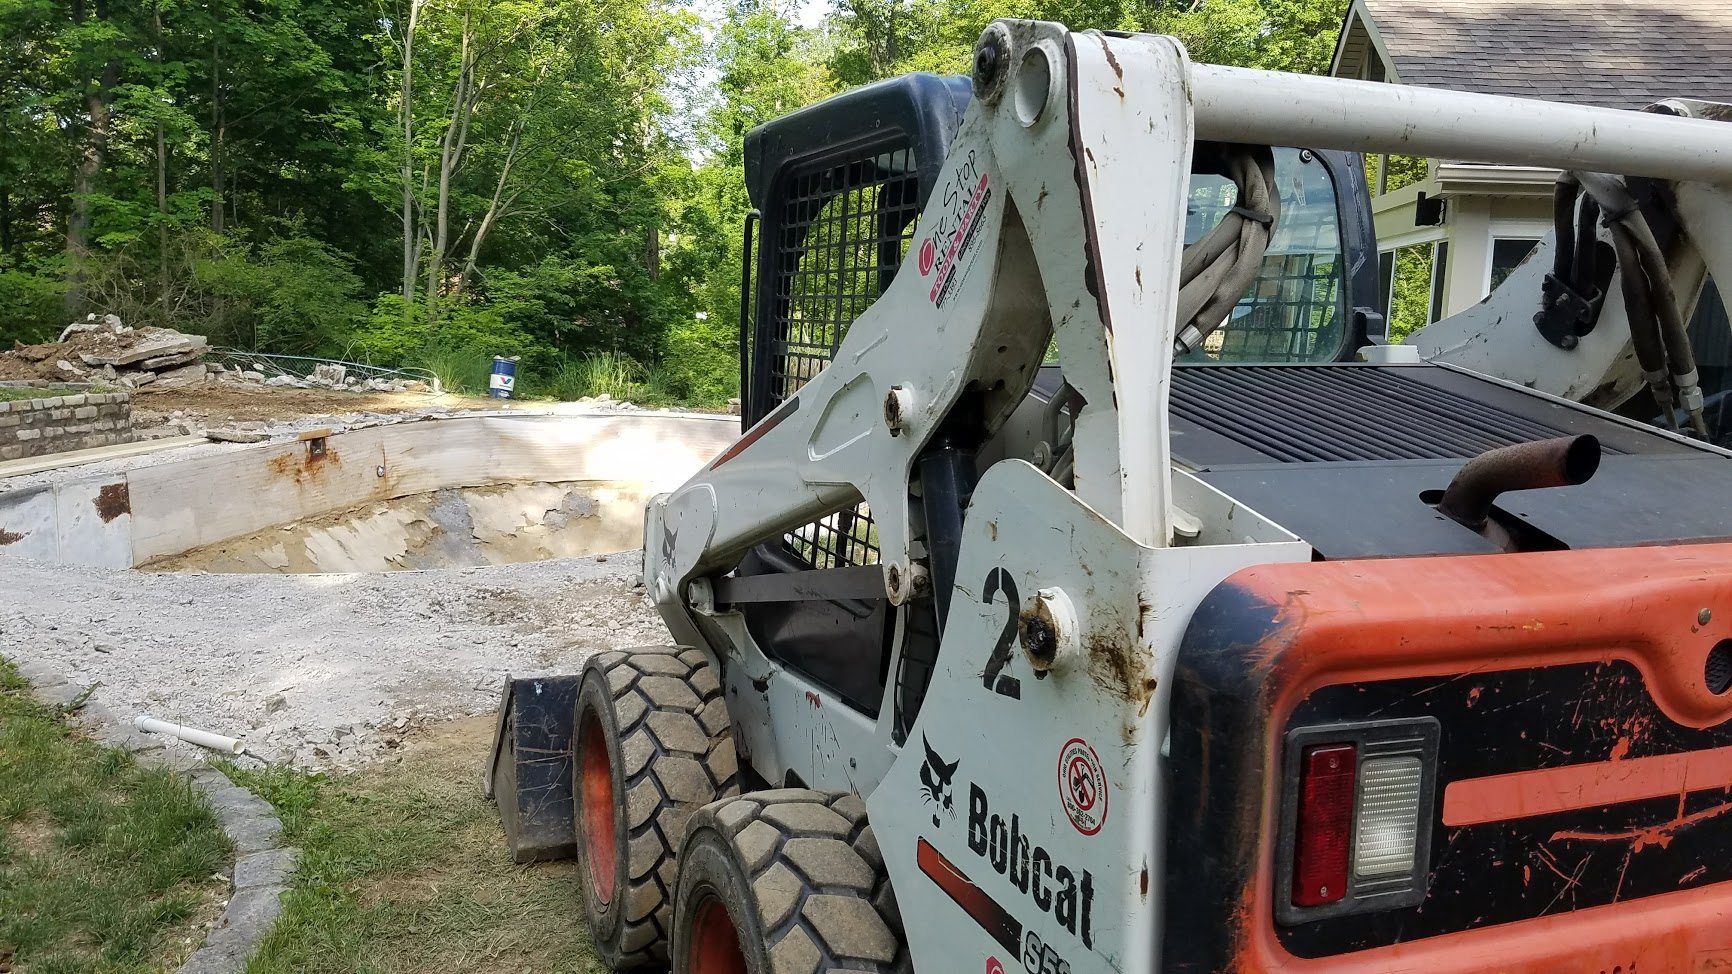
left=1551, top=800, right=1732, bottom=853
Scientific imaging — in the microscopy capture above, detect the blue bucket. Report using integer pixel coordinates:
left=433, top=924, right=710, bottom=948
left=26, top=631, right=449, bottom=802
left=489, top=356, right=519, bottom=399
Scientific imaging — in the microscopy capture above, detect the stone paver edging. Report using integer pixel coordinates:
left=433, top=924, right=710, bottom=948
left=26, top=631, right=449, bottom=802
left=3, top=653, right=297, bottom=974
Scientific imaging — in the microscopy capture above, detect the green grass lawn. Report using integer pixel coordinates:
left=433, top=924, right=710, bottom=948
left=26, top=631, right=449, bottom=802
left=230, top=717, right=602, bottom=974
left=0, top=387, right=79, bottom=403
left=0, top=663, right=231, bottom=973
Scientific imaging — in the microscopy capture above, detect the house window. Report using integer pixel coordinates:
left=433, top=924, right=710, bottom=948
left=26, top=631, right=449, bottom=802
left=1380, top=154, right=1427, bottom=195
left=1384, top=240, right=1448, bottom=341
left=1489, top=237, right=1541, bottom=292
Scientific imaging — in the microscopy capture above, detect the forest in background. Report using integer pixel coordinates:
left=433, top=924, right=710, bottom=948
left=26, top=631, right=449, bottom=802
left=1, top=0, right=1346, bottom=404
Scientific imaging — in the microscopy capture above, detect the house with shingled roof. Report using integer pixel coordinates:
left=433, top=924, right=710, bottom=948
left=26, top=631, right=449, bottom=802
left=1330, top=0, right=1731, bottom=361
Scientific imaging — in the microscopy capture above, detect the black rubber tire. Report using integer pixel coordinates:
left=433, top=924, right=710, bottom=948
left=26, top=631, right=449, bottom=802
left=671, top=789, right=909, bottom=974
left=574, top=646, right=738, bottom=970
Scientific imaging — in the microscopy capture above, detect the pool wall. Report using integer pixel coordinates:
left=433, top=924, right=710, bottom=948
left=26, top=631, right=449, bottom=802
left=0, top=412, right=737, bottom=569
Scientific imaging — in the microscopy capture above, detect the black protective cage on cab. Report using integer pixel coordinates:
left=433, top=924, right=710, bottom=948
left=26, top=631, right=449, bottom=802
left=736, top=72, right=1386, bottom=430
left=740, top=72, right=974, bottom=429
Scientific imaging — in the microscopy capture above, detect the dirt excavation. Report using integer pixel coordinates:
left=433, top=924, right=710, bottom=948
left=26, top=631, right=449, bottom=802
left=130, top=383, right=508, bottom=432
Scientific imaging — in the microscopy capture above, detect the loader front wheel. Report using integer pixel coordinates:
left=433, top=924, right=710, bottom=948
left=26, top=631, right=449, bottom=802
left=573, top=646, right=738, bottom=970
left=672, top=790, right=908, bottom=974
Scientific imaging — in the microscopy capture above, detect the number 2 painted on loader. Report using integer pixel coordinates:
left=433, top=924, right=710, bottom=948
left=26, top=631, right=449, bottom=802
left=982, top=567, right=1023, bottom=700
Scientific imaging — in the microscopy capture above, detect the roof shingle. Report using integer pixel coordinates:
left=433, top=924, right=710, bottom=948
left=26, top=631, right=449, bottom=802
left=1360, top=0, right=1732, bottom=110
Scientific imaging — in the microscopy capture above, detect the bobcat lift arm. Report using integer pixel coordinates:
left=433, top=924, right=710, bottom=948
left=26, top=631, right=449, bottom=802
left=483, top=19, right=1732, bottom=974
left=650, top=24, right=1732, bottom=616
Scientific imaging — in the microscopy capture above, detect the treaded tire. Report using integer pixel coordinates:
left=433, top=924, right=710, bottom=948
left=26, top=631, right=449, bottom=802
left=671, top=789, right=910, bottom=974
left=574, top=646, right=738, bottom=970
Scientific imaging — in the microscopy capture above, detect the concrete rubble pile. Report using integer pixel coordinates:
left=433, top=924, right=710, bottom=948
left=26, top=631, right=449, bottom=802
left=0, top=314, right=212, bottom=388
left=231, top=360, right=426, bottom=394
left=1, top=314, right=427, bottom=393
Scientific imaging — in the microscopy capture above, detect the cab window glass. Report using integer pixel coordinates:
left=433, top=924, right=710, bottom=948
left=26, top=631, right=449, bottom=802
left=1179, top=147, right=1347, bottom=363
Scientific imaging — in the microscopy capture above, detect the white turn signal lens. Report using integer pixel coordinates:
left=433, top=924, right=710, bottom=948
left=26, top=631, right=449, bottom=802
left=1354, top=755, right=1423, bottom=879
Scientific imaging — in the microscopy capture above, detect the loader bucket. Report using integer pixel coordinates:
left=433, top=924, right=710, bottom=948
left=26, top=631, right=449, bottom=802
left=485, top=674, right=583, bottom=863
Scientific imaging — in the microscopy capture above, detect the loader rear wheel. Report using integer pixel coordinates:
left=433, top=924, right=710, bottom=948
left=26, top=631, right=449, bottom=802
left=573, top=646, right=738, bottom=970
left=671, top=790, right=909, bottom=974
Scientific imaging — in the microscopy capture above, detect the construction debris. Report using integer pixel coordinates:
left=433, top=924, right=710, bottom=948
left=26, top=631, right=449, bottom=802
left=3, top=314, right=209, bottom=385
left=204, top=428, right=271, bottom=444
left=216, top=360, right=417, bottom=393
left=4, top=314, right=427, bottom=393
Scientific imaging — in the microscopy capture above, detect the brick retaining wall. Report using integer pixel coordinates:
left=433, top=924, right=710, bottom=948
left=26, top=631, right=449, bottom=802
left=0, top=383, right=133, bottom=461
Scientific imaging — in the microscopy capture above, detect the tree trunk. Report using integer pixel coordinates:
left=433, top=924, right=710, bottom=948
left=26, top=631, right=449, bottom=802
left=1, top=184, right=12, bottom=266
left=66, top=0, right=117, bottom=316
left=400, top=0, right=423, bottom=304
left=427, top=6, right=478, bottom=316
left=643, top=220, right=660, bottom=280
left=454, top=116, right=526, bottom=296
left=886, top=0, right=897, bottom=72
left=209, top=33, right=225, bottom=233
left=154, top=1, right=170, bottom=322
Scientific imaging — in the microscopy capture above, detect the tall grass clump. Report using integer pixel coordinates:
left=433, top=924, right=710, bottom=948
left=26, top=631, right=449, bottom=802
left=413, top=345, right=494, bottom=396
left=539, top=351, right=645, bottom=401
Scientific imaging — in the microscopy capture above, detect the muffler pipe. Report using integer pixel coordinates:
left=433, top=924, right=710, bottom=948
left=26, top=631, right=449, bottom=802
left=1436, top=435, right=1601, bottom=531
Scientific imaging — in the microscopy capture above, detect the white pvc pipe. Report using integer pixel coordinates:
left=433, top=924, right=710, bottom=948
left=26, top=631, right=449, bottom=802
left=1189, top=64, right=1732, bottom=185
left=134, top=715, right=245, bottom=755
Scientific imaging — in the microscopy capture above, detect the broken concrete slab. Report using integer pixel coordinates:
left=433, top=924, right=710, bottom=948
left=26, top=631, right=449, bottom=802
left=139, top=349, right=206, bottom=371
left=205, top=428, right=269, bottom=444
left=59, top=314, right=129, bottom=342
left=78, top=329, right=208, bottom=368
left=152, top=363, right=210, bottom=389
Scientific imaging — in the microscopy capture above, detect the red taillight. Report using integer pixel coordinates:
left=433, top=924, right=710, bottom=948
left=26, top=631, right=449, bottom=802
left=1291, top=743, right=1356, bottom=908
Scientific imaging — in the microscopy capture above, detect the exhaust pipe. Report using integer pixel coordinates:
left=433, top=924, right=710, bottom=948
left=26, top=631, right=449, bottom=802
left=1436, top=435, right=1601, bottom=532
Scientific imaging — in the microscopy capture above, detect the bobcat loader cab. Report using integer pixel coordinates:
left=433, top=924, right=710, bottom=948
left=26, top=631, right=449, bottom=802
left=490, top=19, right=1732, bottom=974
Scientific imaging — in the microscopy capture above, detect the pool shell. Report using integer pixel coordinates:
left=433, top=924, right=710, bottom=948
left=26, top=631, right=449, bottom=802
left=0, top=412, right=737, bottom=571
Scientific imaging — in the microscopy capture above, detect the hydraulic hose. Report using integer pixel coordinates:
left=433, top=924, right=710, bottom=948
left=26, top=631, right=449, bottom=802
left=1573, top=170, right=1707, bottom=436
left=1624, top=208, right=1704, bottom=434
left=1606, top=224, right=1673, bottom=426
left=1175, top=146, right=1280, bottom=353
left=1550, top=177, right=1579, bottom=284
left=1572, top=196, right=1601, bottom=289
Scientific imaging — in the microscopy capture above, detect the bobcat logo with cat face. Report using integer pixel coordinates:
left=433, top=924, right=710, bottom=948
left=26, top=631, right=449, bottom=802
left=660, top=519, right=678, bottom=566
left=919, top=735, right=961, bottom=828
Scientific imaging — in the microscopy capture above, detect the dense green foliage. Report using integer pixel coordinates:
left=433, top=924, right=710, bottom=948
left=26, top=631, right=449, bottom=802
left=2, top=0, right=1346, bottom=405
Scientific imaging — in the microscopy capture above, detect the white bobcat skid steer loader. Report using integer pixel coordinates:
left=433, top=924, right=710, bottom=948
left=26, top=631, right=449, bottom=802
left=493, top=18, right=1732, bottom=974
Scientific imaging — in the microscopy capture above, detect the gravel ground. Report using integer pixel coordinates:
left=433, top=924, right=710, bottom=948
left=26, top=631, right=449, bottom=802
left=0, top=548, right=666, bottom=767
